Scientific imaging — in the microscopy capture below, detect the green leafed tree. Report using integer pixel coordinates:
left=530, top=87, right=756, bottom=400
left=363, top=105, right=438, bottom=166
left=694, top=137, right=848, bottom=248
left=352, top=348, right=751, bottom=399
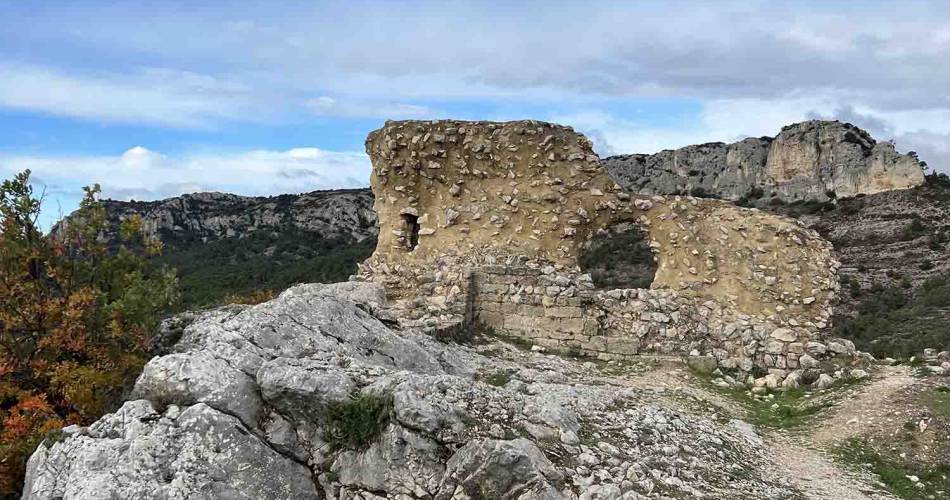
left=0, top=170, right=179, bottom=494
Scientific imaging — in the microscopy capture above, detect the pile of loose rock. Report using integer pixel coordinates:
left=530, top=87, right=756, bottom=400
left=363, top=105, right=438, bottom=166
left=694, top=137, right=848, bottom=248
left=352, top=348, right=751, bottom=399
left=912, top=348, right=950, bottom=376
left=689, top=336, right=875, bottom=393
left=23, top=282, right=806, bottom=499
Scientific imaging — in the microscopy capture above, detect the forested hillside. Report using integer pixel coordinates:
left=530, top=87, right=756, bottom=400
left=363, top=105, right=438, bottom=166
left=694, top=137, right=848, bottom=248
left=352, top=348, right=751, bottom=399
left=56, top=189, right=378, bottom=308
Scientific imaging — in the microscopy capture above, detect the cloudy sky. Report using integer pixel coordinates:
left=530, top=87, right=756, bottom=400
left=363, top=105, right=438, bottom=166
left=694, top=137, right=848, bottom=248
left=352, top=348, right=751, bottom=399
left=2, top=1, right=949, bottom=226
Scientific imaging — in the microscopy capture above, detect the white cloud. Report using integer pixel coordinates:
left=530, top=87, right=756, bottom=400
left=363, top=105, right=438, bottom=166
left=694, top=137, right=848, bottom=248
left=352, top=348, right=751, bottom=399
left=2, top=1, right=950, bottom=175
left=0, top=145, right=372, bottom=204
left=555, top=94, right=950, bottom=174
left=0, top=63, right=262, bottom=128
left=305, top=96, right=433, bottom=119
left=5, top=2, right=950, bottom=127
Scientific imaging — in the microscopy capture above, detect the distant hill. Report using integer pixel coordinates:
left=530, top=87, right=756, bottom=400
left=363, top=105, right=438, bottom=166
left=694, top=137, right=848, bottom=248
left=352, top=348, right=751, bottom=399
left=56, top=189, right=378, bottom=308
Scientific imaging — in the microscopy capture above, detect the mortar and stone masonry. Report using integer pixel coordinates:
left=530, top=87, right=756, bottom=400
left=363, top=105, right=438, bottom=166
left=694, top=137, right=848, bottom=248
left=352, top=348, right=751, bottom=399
left=355, top=119, right=845, bottom=382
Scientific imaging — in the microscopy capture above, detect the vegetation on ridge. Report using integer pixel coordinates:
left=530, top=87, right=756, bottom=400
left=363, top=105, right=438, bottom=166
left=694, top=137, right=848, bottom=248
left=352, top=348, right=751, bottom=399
left=0, top=171, right=179, bottom=494
left=834, top=276, right=950, bottom=357
left=152, top=227, right=374, bottom=308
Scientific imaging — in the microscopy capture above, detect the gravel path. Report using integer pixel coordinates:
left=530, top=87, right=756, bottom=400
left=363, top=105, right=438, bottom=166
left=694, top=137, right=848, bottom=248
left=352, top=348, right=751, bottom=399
left=619, top=361, right=917, bottom=499
left=766, top=366, right=916, bottom=500
left=767, top=435, right=897, bottom=500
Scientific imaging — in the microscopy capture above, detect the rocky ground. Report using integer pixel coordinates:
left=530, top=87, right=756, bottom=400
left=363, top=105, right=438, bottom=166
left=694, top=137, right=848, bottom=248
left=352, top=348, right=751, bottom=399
left=20, top=282, right=949, bottom=499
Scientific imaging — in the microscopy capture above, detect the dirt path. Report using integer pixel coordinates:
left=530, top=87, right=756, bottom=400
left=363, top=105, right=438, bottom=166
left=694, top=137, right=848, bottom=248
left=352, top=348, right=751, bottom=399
left=809, top=365, right=915, bottom=446
left=766, top=366, right=916, bottom=500
left=768, top=434, right=897, bottom=500
left=618, top=361, right=918, bottom=499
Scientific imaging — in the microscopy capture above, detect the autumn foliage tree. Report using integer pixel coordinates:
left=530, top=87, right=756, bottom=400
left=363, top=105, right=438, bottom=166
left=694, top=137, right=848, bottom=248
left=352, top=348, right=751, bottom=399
left=0, top=170, right=178, bottom=494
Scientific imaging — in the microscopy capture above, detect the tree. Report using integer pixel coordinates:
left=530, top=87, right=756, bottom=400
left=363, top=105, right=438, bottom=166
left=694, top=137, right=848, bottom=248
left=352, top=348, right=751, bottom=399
left=0, top=170, right=178, bottom=494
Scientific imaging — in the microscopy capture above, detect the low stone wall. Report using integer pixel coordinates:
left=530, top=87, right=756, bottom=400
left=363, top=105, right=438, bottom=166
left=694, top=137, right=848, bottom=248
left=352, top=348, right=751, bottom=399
left=471, top=263, right=600, bottom=348
left=359, top=254, right=844, bottom=380
left=463, top=260, right=826, bottom=374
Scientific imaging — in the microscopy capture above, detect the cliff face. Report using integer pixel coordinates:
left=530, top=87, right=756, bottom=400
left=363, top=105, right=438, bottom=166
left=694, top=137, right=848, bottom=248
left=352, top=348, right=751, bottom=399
left=604, top=120, right=925, bottom=202
left=56, top=188, right=377, bottom=250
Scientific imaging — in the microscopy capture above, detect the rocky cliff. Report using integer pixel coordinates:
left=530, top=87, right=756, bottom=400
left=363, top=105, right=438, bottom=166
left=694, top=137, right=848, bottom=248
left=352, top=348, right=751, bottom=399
left=604, top=120, right=925, bottom=202
left=56, top=188, right=377, bottom=250
left=54, top=189, right=379, bottom=307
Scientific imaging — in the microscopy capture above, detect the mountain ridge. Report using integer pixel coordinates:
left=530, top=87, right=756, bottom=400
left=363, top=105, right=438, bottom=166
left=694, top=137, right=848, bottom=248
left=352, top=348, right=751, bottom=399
left=603, top=119, right=926, bottom=203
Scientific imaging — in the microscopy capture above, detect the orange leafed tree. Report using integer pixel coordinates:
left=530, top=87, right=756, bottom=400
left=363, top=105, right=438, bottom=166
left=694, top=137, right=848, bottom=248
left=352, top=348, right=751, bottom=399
left=0, top=170, right=178, bottom=494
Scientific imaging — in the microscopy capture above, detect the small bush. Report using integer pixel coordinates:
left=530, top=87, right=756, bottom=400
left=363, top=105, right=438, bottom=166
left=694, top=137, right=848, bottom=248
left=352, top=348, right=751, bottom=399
left=928, top=231, right=948, bottom=251
left=483, top=371, right=512, bottom=387
left=900, top=218, right=929, bottom=241
left=835, top=438, right=950, bottom=499
left=323, top=392, right=393, bottom=451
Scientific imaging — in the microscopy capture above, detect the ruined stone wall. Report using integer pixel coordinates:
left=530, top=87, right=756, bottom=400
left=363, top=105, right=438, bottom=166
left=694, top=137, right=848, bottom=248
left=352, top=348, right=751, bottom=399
left=357, top=119, right=839, bottom=373
left=470, top=261, right=823, bottom=371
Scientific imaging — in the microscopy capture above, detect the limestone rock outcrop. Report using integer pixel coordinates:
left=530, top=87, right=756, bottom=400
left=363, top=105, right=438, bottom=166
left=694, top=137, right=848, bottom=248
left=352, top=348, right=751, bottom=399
left=603, top=120, right=925, bottom=202
left=358, top=120, right=838, bottom=375
left=53, top=188, right=378, bottom=249
left=22, top=282, right=802, bottom=499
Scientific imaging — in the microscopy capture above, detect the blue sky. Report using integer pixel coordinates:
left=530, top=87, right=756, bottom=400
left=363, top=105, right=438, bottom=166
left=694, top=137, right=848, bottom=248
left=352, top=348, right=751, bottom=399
left=2, top=1, right=950, bottom=227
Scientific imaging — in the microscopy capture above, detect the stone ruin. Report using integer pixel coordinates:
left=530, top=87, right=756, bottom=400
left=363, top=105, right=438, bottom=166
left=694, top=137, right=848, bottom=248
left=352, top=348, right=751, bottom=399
left=357, top=119, right=842, bottom=378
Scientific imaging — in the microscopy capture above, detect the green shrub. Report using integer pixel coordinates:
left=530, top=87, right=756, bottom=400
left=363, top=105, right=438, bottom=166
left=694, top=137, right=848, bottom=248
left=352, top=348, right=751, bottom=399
left=323, top=392, right=393, bottom=451
left=690, top=186, right=713, bottom=198
left=483, top=371, right=512, bottom=387
left=900, top=218, right=929, bottom=241
left=835, top=278, right=950, bottom=357
left=835, top=438, right=950, bottom=499
left=579, top=223, right=657, bottom=290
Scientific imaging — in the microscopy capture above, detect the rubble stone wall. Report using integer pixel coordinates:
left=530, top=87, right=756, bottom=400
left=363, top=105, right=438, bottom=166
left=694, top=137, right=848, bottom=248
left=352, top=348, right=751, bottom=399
left=470, top=262, right=819, bottom=371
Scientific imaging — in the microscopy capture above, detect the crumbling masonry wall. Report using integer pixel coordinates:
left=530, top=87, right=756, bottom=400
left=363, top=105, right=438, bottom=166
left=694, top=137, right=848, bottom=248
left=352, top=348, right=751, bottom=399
left=357, top=120, right=839, bottom=373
